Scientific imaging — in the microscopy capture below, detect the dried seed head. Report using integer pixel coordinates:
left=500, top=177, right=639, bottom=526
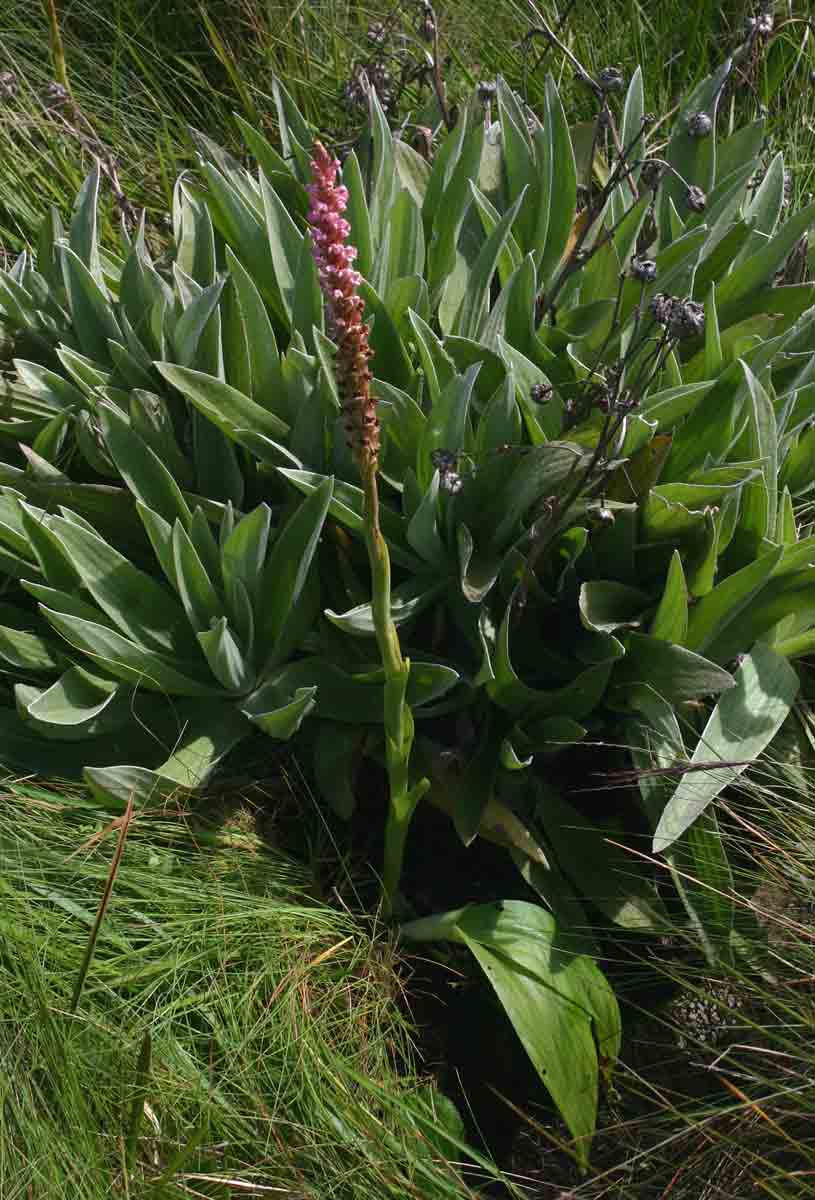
left=477, top=79, right=497, bottom=103
left=430, top=448, right=459, bottom=472
left=686, top=184, right=707, bottom=213
left=419, top=2, right=435, bottom=41
left=630, top=257, right=657, bottom=283
left=598, top=66, right=624, bottom=92
left=0, top=70, right=17, bottom=102
left=308, top=141, right=379, bottom=470
left=670, top=300, right=705, bottom=339
left=650, top=293, right=675, bottom=325
left=756, top=12, right=774, bottom=37
left=366, top=22, right=387, bottom=46
left=530, top=382, right=553, bottom=404
left=686, top=111, right=712, bottom=138
left=41, top=81, right=69, bottom=110
left=640, top=159, right=665, bottom=189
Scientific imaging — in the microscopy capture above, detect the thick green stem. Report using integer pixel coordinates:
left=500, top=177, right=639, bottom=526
left=360, top=460, right=427, bottom=916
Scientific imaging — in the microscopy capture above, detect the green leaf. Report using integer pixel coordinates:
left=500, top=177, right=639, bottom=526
left=452, top=711, right=508, bottom=846
left=367, top=86, right=398, bottom=253
left=197, top=616, right=253, bottom=691
left=46, top=513, right=195, bottom=656
left=538, top=75, right=576, bottom=287
left=427, top=118, right=485, bottom=294
left=489, top=607, right=613, bottom=719
left=60, top=244, right=121, bottom=363
left=578, top=581, right=651, bottom=634
left=172, top=520, right=224, bottom=634
left=417, top=363, right=480, bottom=490
left=715, top=198, right=815, bottom=311
left=224, top=247, right=282, bottom=407
left=535, top=785, right=669, bottom=930
left=259, top=476, right=333, bottom=660
left=653, top=644, right=798, bottom=852
left=18, top=667, right=123, bottom=739
left=342, top=151, right=373, bottom=279
left=658, top=58, right=731, bottom=242
left=0, top=625, right=63, bottom=672
left=100, top=402, right=192, bottom=530
left=730, top=362, right=777, bottom=562
left=649, top=551, right=688, bottom=642
left=69, top=166, right=104, bottom=287
left=683, top=545, right=783, bottom=655
left=38, top=606, right=217, bottom=695
left=668, top=808, right=739, bottom=966
left=326, top=575, right=446, bottom=637
left=614, top=632, right=734, bottom=707
left=412, top=900, right=620, bottom=1163
left=255, top=657, right=458, bottom=723
left=241, top=683, right=316, bottom=739
left=259, top=170, right=304, bottom=324
left=313, top=721, right=359, bottom=818
left=453, top=188, right=527, bottom=340
left=83, top=765, right=181, bottom=811
left=156, top=362, right=289, bottom=445
left=278, top=468, right=420, bottom=570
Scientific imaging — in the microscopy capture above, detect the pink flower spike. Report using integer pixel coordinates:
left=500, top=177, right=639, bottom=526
left=308, top=141, right=379, bottom=471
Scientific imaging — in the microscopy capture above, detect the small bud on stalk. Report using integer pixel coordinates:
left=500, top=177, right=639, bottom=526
left=0, top=71, right=17, bottom=102
left=686, top=111, right=712, bottom=138
left=685, top=184, right=707, bottom=213
left=630, top=257, right=657, bottom=283
left=598, top=66, right=624, bottom=92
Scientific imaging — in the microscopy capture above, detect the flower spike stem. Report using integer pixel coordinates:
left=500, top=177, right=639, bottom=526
left=308, top=142, right=428, bottom=916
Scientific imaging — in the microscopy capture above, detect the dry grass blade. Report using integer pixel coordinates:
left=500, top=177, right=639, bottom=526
left=70, top=794, right=133, bottom=1014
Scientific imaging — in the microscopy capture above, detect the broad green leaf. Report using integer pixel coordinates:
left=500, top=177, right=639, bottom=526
left=417, top=363, right=480, bottom=491
left=731, top=362, right=777, bottom=561
left=172, top=520, right=224, bottom=634
left=578, top=581, right=651, bottom=633
left=69, top=166, right=104, bottom=287
left=490, top=606, right=613, bottom=719
left=46, top=513, right=195, bottom=656
left=18, top=667, right=125, bottom=740
left=668, top=808, right=740, bottom=966
left=535, top=784, right=669, bottom=930
left=653, top=645, right=798, bottom=852
left=253, top=657, right=458, bottom=724
left=259, top=476, right=333, bottom=659
left=453, top=187, right=527, bottom=340
left=60, top=244, right=121, bottom=362
left=404, top=900, right=620, bottom=1163
left=649, top=551, right=688, bottom=642
left=197, top=616, right=253, bottom=691
left=312, top=721, right=360, bottom=818
left=100, top=402, right=192, bottom=530
left=326, top=575, right=446, bottom=637
left=538, top=75, right=576, bottom=287
left=612, top=633, right=734, bottom=707
left=258, top=169, right=303, bottom=323
left=715, top=198, right=815, bottom=311
left=278, top=468, right=420, bottom=569
left=342, top=151, right=373, bottom=278
left=0, top=625, right=63, bottom=672
left=452, top=711, right=508, bottom=846
left=38, top=606, right=217, bottom=695
left=156, top=362, right=289, bottom=445
left=241, top=683, right=316, bottom=739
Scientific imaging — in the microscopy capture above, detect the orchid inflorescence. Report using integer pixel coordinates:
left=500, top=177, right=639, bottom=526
left=307, top=140, right=379, bottom=472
